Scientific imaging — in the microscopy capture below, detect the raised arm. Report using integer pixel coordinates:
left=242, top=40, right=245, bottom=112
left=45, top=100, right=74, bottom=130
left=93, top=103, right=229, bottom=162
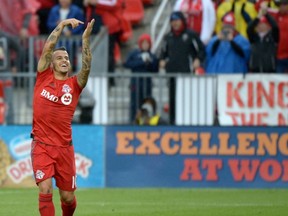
left=37, top=18, right=84, bottom=73
left=77, top=19, right=95, bottom=88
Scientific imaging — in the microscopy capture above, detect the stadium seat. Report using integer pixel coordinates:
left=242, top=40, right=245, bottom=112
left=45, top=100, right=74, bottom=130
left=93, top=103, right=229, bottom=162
left=123, top=0, right=145, bottom=26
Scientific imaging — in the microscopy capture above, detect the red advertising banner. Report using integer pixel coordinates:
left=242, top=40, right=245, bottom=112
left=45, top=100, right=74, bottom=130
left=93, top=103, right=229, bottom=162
left=217, top=74, right=288, bottom=126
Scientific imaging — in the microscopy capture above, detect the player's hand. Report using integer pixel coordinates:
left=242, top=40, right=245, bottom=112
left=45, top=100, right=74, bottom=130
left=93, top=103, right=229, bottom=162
left=83, top=19, right=95, bottom=39
left=60, top=18, right=84, bottom=29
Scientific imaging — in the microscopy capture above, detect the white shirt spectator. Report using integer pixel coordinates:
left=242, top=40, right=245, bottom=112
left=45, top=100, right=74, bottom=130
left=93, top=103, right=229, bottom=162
left=174, top=0, right=216, bottom=44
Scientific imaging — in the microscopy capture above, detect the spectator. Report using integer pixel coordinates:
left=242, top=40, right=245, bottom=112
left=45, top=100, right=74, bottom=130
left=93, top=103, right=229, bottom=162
left=205, top=12, right=251, bottom=73
left=0, top=30, right=25, bottom=124
left=47, top=0, right=85, bottom=36
left=274, top=0, right=288, bottom=73
left=0, top=31, right=25, bottom=73
left=0, top=0, right=40, bottom=73
left=247, top=4, right=279, bottom=73
left=85, top=0, right=131, bottom=87
left=135, top=97, right=168, bottom=125
left=173, top=0, right=216, bottom=44
left=124, top=33, right=158, bottom=123
left=0, top=0, right=40, bottom=39
left=36, top=0, right=58, bottom=35
left=159, top=11, right=205, bottom=124
left=216, top=0, right=257, bottom=38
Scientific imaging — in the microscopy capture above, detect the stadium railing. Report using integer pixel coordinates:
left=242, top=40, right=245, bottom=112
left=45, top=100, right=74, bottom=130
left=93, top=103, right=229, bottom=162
left=0, top=71, right=218, bottom=125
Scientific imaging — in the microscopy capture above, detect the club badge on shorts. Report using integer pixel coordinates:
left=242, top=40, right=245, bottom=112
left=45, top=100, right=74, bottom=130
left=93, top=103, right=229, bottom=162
left=36, top=170, right=45, bottom=180
left=61, top=84, right=72, bottom=105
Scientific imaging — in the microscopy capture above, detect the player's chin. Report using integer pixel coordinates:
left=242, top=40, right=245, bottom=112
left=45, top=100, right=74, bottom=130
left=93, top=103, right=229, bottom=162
left=60, top=69, right=69, bottom=74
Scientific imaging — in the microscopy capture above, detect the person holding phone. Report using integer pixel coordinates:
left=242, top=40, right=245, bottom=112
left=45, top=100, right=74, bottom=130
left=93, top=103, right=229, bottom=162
left=205, top=12, right=251, bottom=74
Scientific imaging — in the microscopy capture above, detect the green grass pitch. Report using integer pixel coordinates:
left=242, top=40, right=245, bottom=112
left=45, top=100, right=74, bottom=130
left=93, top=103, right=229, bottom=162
left=0, top=188, right=287, bottom=216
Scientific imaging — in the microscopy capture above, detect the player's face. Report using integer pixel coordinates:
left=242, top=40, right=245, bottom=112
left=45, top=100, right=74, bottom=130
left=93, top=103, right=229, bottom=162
left=52, top=50, right=71, bottom=74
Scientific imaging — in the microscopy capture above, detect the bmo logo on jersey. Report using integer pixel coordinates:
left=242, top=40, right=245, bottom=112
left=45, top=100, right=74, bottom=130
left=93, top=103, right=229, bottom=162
left=41, top=89, right=59, bottom=102
left=40, top=88, right=73, bottom=105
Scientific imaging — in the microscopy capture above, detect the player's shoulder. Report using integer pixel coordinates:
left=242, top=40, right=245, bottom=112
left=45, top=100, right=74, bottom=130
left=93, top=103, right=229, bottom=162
left=68, top=74, right=83, bottom=90
left=36, top=67, right=53, bottom=80
left=37, top=67, right=53, bottom=74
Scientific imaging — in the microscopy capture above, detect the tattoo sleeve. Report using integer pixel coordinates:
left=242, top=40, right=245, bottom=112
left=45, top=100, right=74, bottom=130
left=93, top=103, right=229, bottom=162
left=38, top=25, right=64, bottom=72
left=78, top=37, right=92, bottom=88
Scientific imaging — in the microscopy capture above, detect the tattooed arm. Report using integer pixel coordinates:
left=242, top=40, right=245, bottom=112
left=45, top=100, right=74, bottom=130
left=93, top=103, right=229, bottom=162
left=77, top=19, right=95, bottom=88
left=37, top=18, right=84, bottom=73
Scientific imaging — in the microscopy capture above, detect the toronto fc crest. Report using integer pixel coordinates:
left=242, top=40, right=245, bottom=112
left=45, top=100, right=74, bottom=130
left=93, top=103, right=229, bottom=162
left=62, top=84, right=72, bottom=93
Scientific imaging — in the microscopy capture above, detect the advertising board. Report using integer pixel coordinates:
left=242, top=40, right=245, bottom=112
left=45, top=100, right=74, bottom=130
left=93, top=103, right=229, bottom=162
left=106, top=126, right=288, bottom=188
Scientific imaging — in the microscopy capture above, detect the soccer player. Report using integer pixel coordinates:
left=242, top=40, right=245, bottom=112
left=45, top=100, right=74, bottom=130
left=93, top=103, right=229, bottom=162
left=30, top=18, right=95, bottom=216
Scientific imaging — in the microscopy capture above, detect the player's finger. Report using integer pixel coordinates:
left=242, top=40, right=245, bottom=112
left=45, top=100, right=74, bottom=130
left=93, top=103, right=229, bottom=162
left=69, top=19, right=83, bottom=27
left=90, top=19, right=95, bottom=26
left=87, top=19, right=95, bottom=29
left=71, top=18, right=84, bottom=24
left=72, top=21, right=83, bottom=29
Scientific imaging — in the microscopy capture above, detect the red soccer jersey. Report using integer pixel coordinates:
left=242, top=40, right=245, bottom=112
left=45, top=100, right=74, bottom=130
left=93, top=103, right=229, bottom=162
left=32, top=68, right=82, bottom=147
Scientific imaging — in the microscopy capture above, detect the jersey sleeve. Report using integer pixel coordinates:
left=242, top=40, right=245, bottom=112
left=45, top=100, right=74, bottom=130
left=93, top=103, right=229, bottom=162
left=35, top=68, right=53, bottom=88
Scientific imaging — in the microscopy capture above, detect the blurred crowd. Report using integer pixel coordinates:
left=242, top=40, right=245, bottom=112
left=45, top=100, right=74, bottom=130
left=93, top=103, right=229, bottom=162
left=0, top=0, right=288, bottom=125
left=0, top=0, right=285, bottom=73
left=124, top=0, right=288, bottom=125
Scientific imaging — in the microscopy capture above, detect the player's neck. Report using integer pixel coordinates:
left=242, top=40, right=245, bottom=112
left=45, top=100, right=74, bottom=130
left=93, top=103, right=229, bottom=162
left=54, top=71, right=69, bottom=80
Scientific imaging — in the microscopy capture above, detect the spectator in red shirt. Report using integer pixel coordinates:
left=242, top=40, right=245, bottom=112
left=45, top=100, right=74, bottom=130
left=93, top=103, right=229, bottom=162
left=84, top=0, right=131, bottom=87
left=274, top=0, right=288, bottom=72
left=0, top=0, right=40, bottom=39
